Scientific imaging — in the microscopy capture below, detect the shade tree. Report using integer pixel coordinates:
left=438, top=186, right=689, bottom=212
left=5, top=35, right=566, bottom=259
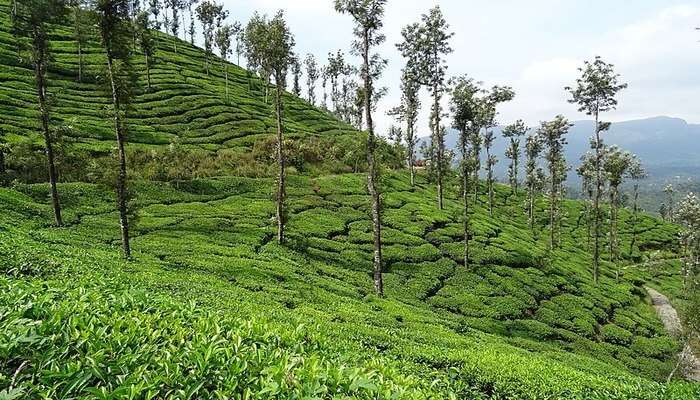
left=567, top=57, right=627, bottom=284
left=15, top=0, right=68, bottom=227
left=450, top=75, right=482, bottom=268
left=627, top=159, right=647, bottom=256
left=537, top=115, right=572, bottom=250
left=134, top=10, right=155, bottom=91
left=96, top=0, right=136, bottom=258
left=196, top=0, right=226, bottom=75
left=387, top=68, right=421, bottom=186
left=304, top=53, right=319, bottom=105
left=397, top=6, right=452, bottom=210
left=335, top=0, right=388, bottom=297
left=502, top=120, right=528, bottom=195
left=214, top=22, right=233, bottom=101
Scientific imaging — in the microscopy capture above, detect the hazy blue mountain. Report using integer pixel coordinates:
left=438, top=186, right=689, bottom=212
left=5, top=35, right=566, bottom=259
left=418, top=116, right=700, bottom=182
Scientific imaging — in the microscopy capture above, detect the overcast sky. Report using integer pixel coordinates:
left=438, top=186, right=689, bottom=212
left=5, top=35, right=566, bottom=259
left=218, top=0, right=700, bottom=137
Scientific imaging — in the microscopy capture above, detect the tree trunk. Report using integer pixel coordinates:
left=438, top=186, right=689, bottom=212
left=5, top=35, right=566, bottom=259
left=224, top=63, right=229, bottom=102
left=487, top=145, right=494, bottom=217
left=462, top=135, right=470, bottom=269
left=33, top=31, right=63, bottom=227
left=363, top=29, right=383, bottom=297
left=528, top=183, right=535, bottom=230
left=629, top=184, right=639, bottom=256
left=407, top=122, right=415, bottom=187
left=550, top=166, right=556, bottom=250
left=145, top=51, right=151, bottom=91
left=513, top=154, right=519, bottom=195
left=106, top=54, right=131, bottom=259
left=78, top=41, right=83, bottom=83
left=592, top=111, right=601, bottom=284
left=275, top=74, right=286, bottom=244
left=0, top=150, right=5, bottom=178
left=434, top=84, right=443, bottom=210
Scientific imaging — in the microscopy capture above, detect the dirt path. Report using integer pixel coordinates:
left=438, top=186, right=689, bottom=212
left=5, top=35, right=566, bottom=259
left=645, top=286, right=700, bottom=382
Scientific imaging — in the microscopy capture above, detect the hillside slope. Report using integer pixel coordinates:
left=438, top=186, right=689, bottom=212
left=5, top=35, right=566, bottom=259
left=0, top=0, right=356, bottom=156
left=1, top=173, right=698, bottom=398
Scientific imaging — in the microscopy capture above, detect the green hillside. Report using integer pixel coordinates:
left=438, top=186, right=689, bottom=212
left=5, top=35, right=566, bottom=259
left=0, top=0, right=359, bottom=179
left=2, top=173, right=698, bottom=398
left=1, top=1, right=699, bottom=398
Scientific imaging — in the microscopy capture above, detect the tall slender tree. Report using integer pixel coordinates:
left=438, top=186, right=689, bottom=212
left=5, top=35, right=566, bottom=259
left=628, top=159, right=647, bottom=256
left=577, top=150, right=597, bottom=250
left=166, top=0, right=180, bottom=52
left=525, top=134, right=543, bottom=231
left=196, top=0, right=225, bottom=75
left=450, top=76, right=481, bottom=268
left=68, top=0, right=90, bottom=83
left=602, top=146, right=635, bottom=274
left=215, top=22, right=233, bottom=101
left=664, top=184, right=675, bottom=222
left=186, top=0, right=199, bottom=44
left=335, top=0, right=388, bottom=297
left=148, top=0, right=161, bottom=30
left=304, top=54, right=319, bottom=105
left=244, top=12, right=273, bottom=102
left=0, top=128, right=7, bottom=184
left=16, top=0, right=67, bottom=227
left=135, top=10, right=155, bottom=91
left=397, top=7, right=452, bottom=209
left=502, top=120, right=528, bottom=195
left=479, top=86, right=514, bottom=213
left=233, top=22, right=243, bottom=65
left=567, top=57, right=627, bottom=284
left=290, top=54, right=302, bottom=97
left=388, top=68, right=421, bottom=186
left=676, top=192, right=700, bottom=290
left=537, top=115, right=571, bottom=250
left=266, top=11, right=295, bottom=244
left=96, top=0, right=135, bottom=258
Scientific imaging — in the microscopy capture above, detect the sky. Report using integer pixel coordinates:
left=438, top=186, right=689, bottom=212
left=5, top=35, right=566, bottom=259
left=215, top=0, right=700, bottom=138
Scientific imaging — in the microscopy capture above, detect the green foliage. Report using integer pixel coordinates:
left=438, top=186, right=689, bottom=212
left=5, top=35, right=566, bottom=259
left=1, top=171, right=697, bottom=399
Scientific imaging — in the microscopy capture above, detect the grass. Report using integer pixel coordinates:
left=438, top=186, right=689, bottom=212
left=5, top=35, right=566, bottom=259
left=1, top=171, right=698, bottom=398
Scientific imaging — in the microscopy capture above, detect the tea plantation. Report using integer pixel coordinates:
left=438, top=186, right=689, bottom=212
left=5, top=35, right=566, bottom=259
left=1, top=172, right=698, bottom=398
left=0, top=0, right=356, bottom=156
left=1, top=0, right=699, bottom=397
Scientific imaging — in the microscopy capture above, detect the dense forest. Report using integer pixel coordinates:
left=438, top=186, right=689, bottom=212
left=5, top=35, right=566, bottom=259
left=1, top=0, right=699, bottom=398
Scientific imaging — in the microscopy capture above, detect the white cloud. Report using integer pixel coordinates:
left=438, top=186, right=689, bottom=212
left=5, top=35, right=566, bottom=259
left=218, top=1, right=700, bottom=136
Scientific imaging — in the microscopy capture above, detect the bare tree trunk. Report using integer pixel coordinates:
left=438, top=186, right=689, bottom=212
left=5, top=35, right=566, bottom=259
left=550, top=168, right=556, bottom=250
left=275, top=75, right=286, bottom=244
left=609, top=187, right=616, bottom=263
left=593, top=110, right=601, bottom=284
left=224, top=63, right=229, bottom=102
left=408, top=122, right=415, bottom=187
left=145, top=52, right=151, bottom=91
left=629, top=184, right=639, bottom=256
left=513, top=155, right=519, bottom=195
left=462, top=136, right=470, bottom=269
left=487, top=145, right=494, bottom=217
left=529, top=183, right=535, bottom=230
left=362, top=30, right=383, bottom=296
left=0, top=150, right=5, bottom=179
left=434, top=87, right=443, bottom=210
left=78, top=41, right=83, bottom=82
left=33, top=31, right=63, bottom=227
left=106, top=54, right=131, bottom=259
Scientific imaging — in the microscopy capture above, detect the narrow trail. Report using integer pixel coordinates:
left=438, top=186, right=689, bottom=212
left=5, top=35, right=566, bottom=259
left=645, top=286, right=700, bottom=382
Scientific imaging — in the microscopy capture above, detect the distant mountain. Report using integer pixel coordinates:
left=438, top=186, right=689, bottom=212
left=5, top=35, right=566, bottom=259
left=418, top=116, right=700, bottom=181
